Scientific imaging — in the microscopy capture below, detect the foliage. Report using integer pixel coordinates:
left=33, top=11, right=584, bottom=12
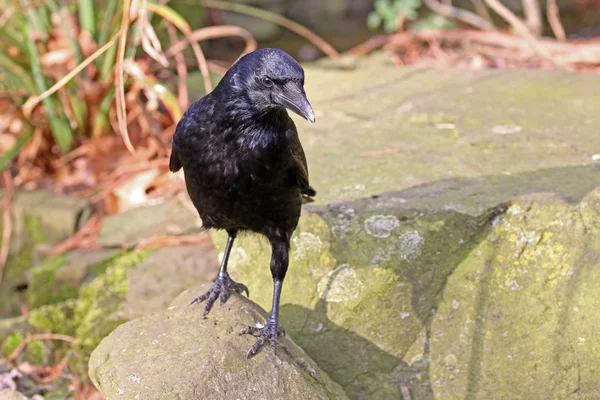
left=367, top=0, right=454, bottom=33
left=0, top=0, right=191, bottom=165
left=368, top=0, right=422, bottom=32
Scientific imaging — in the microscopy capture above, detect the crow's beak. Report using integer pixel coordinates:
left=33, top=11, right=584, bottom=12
left=278, top=83, right=315, bottom=123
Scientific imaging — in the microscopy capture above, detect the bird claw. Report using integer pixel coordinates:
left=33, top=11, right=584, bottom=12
left=239, top=319, right=285, bottom=359
left=190, top=273, right=249, bottom=316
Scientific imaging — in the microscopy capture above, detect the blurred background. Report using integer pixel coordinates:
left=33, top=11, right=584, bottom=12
left=1, top=0, right=600, bottom=398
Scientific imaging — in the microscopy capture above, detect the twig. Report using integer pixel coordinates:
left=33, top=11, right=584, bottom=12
left=201, top=0, right=340, bottom=60
left=476, top=0, right=559, bottom=65
left=344, top=35, right=390, bottom=56
left=144, top=2, right=213, bottom=94
left=166, top=23, right=188, bottom=110
left=115, top=0, right=136, bottom=155
left=134, top=234, right=212, bottom=251
left=0, top=169, right=13, bottom=286
left=37, top=355, right=69, bottom=384
left=547, top=0, right=566, bottom=42
left=387, top=30, right=600, bottom=65
left=22, top=32, right=120, bottom=117
left=386, top=30, right=600, bottom=65
left=0, top=6, right=16, bottom=28
left=522, top=0, right=542, bottom=36
left=6, top=334, right=78, bottom=362
left=422, top=0, right=494, bottom=30
left=165, top=25, right=257, bottom=59
left=49, top=213, right=102, bottom=255
left=470, top=0, right=492, bottom=23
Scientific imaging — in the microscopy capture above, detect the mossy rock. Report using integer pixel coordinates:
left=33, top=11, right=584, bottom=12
left=89, top=284, right=349, bottom=400
left=204, top=57, right=600, bottom=399
left=0, top=190, right=91, bottom=319
left=21, top=245, right=218, bottom=374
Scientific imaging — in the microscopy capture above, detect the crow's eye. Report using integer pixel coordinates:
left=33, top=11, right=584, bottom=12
left=261, top=77, right=274, bottom=88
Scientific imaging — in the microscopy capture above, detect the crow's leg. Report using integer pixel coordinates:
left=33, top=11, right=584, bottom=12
left=240, top=234, right=288, bottom=358
left=190, top=230, right=248, bottom=315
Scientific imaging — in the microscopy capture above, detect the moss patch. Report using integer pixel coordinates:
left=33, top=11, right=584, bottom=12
left=26, top=250, right=151, bottom=376
left=27, top=255, right=78, bottom=309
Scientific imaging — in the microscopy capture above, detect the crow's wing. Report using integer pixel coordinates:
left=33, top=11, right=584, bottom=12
left=169, top=146, right=182, bottom=172
left=286, top=129, right=316, bottom=198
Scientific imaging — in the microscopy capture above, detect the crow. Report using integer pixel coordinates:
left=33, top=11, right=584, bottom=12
left=169, top=48, right=316, bottom=358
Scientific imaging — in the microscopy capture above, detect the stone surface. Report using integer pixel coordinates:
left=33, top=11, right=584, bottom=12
left=98, top=199, right=201, bottom=248
left=0, top=190, right=90, bottom=255
left=0, top=190, right=91, bottom=318
left=89, top=284, right=348, bottom=400
left=206, top=56, right=600, bottom=399
left=0, top=390, right=27, bottom=400
left=25, top=245, right=217, bottom=352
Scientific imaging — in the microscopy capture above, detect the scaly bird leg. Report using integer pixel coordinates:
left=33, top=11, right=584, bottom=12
left=240, top=236, right=289, bottom=358
left=240, top=278, right=285, bottom=358
left=190, top=230, right=249, bottom=315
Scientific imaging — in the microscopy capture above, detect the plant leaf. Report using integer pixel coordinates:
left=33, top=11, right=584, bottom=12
left=144, top=2, right=190, bottom=32
left=0, top=129, right=33, bottom=171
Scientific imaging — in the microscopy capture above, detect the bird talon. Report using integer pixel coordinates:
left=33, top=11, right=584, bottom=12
left=240, top=320, right=285, bottom=358
left=190, top=275, right=248, bottom=316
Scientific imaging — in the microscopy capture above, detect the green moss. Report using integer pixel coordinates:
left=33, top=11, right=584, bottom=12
left=25, top=250, right=151, bottom=378
left=27, top=254, right=79, bottom=308
left=2, top=331, right=24, bottom=356
left=25, top=214, right=47, bottom=243
left=29, top=300, right=77, bottom=335
left=23, top=339, right=46, bottom=365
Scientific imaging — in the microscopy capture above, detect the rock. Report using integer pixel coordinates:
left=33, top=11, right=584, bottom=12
left=27, top=245, right=217, bottom=353
left=98, top=200, right=201, bottom=248
left=89, top=284, right=348, bottom=400
left=0, top=190, right=90, bottom=256
left=0, top=190, right=90, bottom=318
left=122, top=245, right=217, bottom=319
left=206, top=57, right=600, bottom=399
left=0, top=390, right=27, bottom=400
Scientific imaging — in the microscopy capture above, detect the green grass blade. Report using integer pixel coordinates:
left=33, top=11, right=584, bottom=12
left=0, top=52, right=36, bottom=94
left=20, top=0, right=49, bottom=41
left=100, top=32, right=119, bottom=81
left=97, top=0, right=119, bottom=46
left=78, top=0, right=96, bottom=39
left=0, top=128, right=33, bottom=171
left=24, top=20, right=74, bottom=152
left=92, top=87, right=115, bottom=138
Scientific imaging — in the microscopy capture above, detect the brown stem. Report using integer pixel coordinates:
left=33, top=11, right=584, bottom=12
left=422, top=0, right=494, bottom=30
left=522, top=0, right=543, bottom=36
left=547, top=0, right=566, bottom=41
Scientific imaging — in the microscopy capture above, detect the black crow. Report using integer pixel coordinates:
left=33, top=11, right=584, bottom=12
left=169, top=48, right=316, bottom=358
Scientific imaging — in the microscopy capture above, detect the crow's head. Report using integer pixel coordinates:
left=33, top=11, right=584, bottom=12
left=223, top=48, right=315, bottom=123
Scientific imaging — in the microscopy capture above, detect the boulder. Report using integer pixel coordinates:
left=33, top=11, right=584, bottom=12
left=89, top=284, right=348, bottom=400
left=207, top=56, right=600, bottom=399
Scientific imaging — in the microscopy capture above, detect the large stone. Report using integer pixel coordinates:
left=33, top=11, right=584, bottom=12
left=98, top=200, right=201, bottom=248
left=26, top=245, right=217, bottom=352
left=89, top=284, right=348, bottom=400
left=0, top=190, right=91, bottom=318
left=207, top=56, right=600, bottom=399
left=0, top=190, right=91, bottom=256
